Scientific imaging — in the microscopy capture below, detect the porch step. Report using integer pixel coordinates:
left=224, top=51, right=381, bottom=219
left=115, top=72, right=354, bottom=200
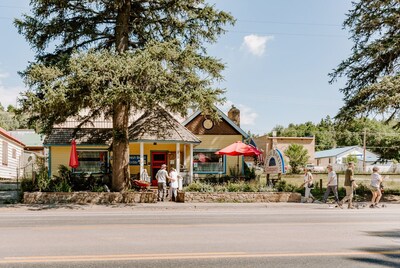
left=0, top=181, right=20, bottom=204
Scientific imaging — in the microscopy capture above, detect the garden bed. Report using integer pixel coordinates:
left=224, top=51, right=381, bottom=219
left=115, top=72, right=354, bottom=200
left=23, top=191, right=156, bottom=204
left=179, top=192, right=301, bottom=203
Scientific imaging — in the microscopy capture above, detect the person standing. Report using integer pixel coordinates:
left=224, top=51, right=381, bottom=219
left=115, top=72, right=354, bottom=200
left=340, top=162, right=357, bottom=209
left=155, top=164, right=170, bottom=202
left=302, top=168, right=315, bottom=203
left=169, top=167, right=179, bottom=201
left=369, top=166, right=383, bottom=208
left=322, top=164, right=341, bottom=208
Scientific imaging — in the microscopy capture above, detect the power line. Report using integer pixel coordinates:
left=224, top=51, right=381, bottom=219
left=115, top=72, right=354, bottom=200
left=228, top=30, right=346, bottom=38
left=237, top=19, right=341, bottom=27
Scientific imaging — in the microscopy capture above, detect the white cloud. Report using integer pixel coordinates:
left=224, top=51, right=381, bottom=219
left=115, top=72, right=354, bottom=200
left=219, top=101, right=258, bottom=126
left=0, top=72, right=23, bottom=108
left=242, top=34, right=274, bottom=57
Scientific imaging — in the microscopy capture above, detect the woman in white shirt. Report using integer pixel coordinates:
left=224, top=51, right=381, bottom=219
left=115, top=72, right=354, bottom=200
left=370, top=166, right=383, bottom=208
left=303, top=168, right=315, bottom=203
left=169, top=167, right=179, bottom=201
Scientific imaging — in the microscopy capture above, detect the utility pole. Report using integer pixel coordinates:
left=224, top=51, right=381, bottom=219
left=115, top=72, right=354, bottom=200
left=363, top=129, right=366, bottom=173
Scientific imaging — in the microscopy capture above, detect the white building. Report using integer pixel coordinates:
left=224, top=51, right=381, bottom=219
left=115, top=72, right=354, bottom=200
left=315, top=146, right=392, bottom=172
left=0, top=127, right=26, bottom=179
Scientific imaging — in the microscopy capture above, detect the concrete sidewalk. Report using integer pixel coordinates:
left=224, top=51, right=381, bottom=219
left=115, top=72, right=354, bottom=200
left=1, top=201, right=399, bottom=213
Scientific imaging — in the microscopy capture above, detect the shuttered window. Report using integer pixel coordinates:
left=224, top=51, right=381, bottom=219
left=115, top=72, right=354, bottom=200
left=2, top=141, right=8, bottom=166
left=12, top=148, right=16, bottom=159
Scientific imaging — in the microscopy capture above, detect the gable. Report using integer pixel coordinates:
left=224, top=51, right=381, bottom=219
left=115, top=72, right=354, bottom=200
left=185, top=114, right=243, bottom=135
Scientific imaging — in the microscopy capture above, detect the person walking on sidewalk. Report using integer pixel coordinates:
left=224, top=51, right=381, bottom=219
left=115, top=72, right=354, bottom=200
left=302, top=168, right=315, bottom=203
left=322, top=164, right=341, bottom=208
left=155, top=164, right=170, bottom=202
left=340, top=162, right=357, bottom=209
left=369, top=166, right=384, bottom=208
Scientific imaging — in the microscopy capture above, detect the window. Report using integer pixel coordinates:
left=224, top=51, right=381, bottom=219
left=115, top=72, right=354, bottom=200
left=193, top=150, right=225, bottom=174
left=2, top=141, right=8, bottom=166
left=12, top=149, right=16, bottom=159
left=74, top=150, right=108, bottom=174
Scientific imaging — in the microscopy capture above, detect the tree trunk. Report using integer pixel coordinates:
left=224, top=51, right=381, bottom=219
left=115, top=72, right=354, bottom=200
left=112, top=102, right=130, bottom=191
left=112, top=0, right=131, bottom=191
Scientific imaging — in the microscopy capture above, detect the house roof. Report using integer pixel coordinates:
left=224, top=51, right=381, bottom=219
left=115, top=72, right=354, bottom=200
left=128, top=107, right=201, bottom=144
left=43, top=128, right=113, bottom=146
left=44, top=107, right=200, bottom=145
left=0, top=127, right=25, bottom=147
left=182, top=106, right=249, bottom=139
left=315, top=146, right=381, bottom=162
left=8, top=129, right=44, bottom=147
left=315, top=146, right=358, bottom=158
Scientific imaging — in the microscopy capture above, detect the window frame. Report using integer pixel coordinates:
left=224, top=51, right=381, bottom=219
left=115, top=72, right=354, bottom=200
left=73, top=149, right=109, bottom=174
left=2, top=141, right=8, bottom=166
left=193, top=149, right=226, bottom=175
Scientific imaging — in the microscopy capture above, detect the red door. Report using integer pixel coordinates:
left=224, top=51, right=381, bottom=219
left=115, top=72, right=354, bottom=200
left=151, top=152, right=167, bottom=186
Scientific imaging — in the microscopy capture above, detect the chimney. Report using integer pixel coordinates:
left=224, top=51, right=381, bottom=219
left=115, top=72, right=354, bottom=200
left=227, top=105, right=240, bottom=127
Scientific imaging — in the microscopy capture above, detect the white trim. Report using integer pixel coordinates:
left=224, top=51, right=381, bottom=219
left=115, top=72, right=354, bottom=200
left=176, top=143, right=180, bottom=174
left=189, top=144, right=193, bottom=184
left=140, top=142, right=144, bottom=177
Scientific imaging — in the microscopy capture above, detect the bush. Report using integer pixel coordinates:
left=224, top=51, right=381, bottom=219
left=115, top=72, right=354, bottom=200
left=274, top=180, right=297, bottom=192
left=244, top=165, right=256, bottom=181
left=20, top=178, right=36, bottom=192
left=184, top=182, right=213, bottom=192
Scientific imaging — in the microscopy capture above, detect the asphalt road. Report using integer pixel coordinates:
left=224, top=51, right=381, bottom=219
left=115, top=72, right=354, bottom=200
left=0, top=202, right=399, bottom=268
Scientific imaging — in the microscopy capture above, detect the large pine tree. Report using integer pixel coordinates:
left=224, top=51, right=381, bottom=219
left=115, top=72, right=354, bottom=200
left=15, top=0, right=234, bottom=191
left=330, top=0, right=400, bottom=124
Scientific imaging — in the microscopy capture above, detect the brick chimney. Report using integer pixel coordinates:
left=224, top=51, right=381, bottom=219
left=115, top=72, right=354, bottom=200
left=227, top=105, right=240, bottom=127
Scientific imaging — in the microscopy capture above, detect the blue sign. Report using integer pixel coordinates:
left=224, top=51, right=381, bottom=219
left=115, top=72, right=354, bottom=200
left=129, top=155, right=147, bottom=166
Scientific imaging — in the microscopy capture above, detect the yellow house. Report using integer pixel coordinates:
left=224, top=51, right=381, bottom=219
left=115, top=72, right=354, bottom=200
left=183, top=106, right=249, bottom=178
left=44, top=106, right=249, bottom=184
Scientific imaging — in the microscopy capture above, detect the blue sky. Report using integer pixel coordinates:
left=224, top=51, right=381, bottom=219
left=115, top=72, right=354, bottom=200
left=0, top=0, right=353, bottom=135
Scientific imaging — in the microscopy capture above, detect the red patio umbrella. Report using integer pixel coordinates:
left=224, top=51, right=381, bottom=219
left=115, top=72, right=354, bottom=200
left=69, top=139, right=79, bottom=169
left=215, top=141, right=262, bottom=156
left=215, top=141, right=261, bottom=177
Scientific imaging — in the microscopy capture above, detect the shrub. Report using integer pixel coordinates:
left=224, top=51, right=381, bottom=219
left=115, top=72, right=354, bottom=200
left=20, top=178, right=36, bottom=192
left=274, top=180, right=297, bottom=192
left=184, top=182, right=213, bottom=192
left=244, top=165, right=256, bottom=181
left=213, top=185, right=227, bottom=192
left=227, top=182, right=242, bottom=192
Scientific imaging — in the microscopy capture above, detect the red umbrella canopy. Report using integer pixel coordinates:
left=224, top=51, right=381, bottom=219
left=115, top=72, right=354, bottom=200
left=69, top=139, right=79, bottom=169
left=215, top=141, right=262, bottom=156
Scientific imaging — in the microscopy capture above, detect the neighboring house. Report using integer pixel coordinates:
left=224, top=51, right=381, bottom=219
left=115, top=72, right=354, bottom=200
left=8, top=129, right=45, bottom=155
left=43, top=105, right=250, bottom=182
left=315, top=146, right=391, bottom=172
left=183, top=106, right=249, bottom=177
left=0, top=127, right=25, bottom=179
left=253, top=136, right=315, bottom=166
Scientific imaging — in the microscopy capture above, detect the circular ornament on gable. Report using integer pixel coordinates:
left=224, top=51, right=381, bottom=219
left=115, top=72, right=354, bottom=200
left=202, top=119, right=214, bottom=130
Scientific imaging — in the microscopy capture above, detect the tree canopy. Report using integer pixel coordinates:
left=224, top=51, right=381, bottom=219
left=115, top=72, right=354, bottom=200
left=329, top=0, right=400, bottom=125
left=16, top=0, right=235, bottom=190
left=284, top=144, right=309, bottom=174
left=268, top=117, right=400, bottom=161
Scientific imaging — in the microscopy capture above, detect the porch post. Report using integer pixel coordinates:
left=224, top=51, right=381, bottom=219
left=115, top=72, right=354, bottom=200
left=189, top=143, right=193, bottom=184
left=176, top=143, right=180, bottom=174
left=183, top=144, right=187, bottom=169
left=140, top=142, right=144, bottom=177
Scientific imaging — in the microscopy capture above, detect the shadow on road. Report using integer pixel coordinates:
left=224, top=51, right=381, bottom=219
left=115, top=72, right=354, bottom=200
left=348, top=229, right=400, bottom=267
